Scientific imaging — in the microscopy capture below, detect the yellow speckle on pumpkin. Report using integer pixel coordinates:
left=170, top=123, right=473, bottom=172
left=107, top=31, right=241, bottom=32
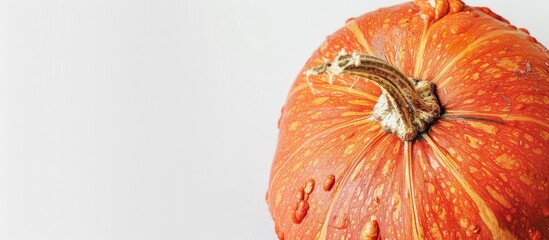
left=291, top=161, right=303, bottom=172
left=373, top=184, right=385, bottom=199
left=463, top=99, right=475, bottom=104
left=459, top=218, right=469, bottom=228
left=469, top=167, right=478, bottom=173
left=494, top=154, right=518, bottom=170
left=471, top=72, right=480, bottom=80
left=392, top=194, right=401, bottom=221
left=311, top=111, right=323, bottom=119
left=348, top=99, right=371, bottom=106
left=351, top=160, right=365, bottom=181
left=289, top=122, right=299, bottom=131
left=439, top=208, right=447, bottom=220
left=486, top=186, right=512, bottom=208
left=341, top=111, right=367, bottom=117
left=486, top=68, right=499, bottom=74
left=524, top=134, right=534, bottom=142
left=357, top=187, right=364, bottom=201
left=464, top=134, right=479, bottom=148
left=540, top=130, right=549, bottom=140
left=313, top=97, right=330, bottom=105
left=427, top=183, right=435, bottom=194
left=499, top=173, right=508, bottom=182
left=429, top=222, right=443, bottom=239
left=512, top=130, right=520, bottom=137
left=398, top=18, right=409, bottom=28
left=382, top=160, right=393, bottom=175
left=467, top=121, right=497, bottom=134
left=516, top=94, right=537, bottom=104
left=344, top=144, right=357, bottom=155
left=519, top=174, right=534, bottom=185
left=496, top=58, right=520, bottom=71
left=447, top=147, right=457, bottom=156
left=438, top=121, right=453, bottom=128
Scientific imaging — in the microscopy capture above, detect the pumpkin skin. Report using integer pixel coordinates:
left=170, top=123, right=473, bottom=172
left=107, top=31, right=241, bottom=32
left=267, top=1, right=549, bottom=240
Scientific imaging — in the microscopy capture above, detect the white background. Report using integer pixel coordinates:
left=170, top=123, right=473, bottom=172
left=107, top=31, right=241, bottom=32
left=0, top=1, right=546, bottom=239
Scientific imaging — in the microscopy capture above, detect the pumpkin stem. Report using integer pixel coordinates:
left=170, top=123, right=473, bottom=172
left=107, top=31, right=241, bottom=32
left=306, top=51, right=441, bottom=141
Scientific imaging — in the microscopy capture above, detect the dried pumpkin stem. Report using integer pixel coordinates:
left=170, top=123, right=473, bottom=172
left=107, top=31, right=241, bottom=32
left=307, top=52, right=441, bottom=141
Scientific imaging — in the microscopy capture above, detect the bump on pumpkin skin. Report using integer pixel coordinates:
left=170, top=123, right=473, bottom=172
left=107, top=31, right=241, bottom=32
left=290, top=179, right=317, bottom=224
left=292, top=200, right=310, bottom=224
left=360, top=216, right=380, bottom=240
left=323, top=175, right=336, bottom=191
left=413, top=0, right=464, bottom=22
left=304, top=179, right=316, bottom=195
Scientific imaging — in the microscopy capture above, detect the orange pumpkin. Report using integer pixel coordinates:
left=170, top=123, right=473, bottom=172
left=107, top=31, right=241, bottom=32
left=266, top=0, right=549, bottom=239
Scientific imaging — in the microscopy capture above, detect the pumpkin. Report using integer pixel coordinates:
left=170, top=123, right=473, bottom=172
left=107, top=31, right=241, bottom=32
left=266, top=0, right=549, bottom=239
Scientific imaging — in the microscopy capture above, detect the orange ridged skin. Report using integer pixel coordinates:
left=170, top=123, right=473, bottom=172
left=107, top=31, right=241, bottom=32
left=267, top=1, right=549, bottom=239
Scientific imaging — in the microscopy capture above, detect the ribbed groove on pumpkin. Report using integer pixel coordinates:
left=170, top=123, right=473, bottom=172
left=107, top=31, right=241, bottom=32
left=321, top=84, right=379, bottom=103
left=441, top=114, right=506, bottom=125
left=404, top=141, right=424, bottom=239
left=317, top=131, right=387, bottom=239
left=345, top=21, right=374, bottom=56
left=413, top=23, right=431, bottom=77
left=444, top=110, right=549, bottom=128
left=423, top=134, right=517, bottom=239
left=430, top=29, right=518, bottom=87
left=268, top=118, right=378, bottom=196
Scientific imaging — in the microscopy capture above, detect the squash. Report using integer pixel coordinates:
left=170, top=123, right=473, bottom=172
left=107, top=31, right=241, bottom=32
left=266, top=1, right=549, bottom=239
